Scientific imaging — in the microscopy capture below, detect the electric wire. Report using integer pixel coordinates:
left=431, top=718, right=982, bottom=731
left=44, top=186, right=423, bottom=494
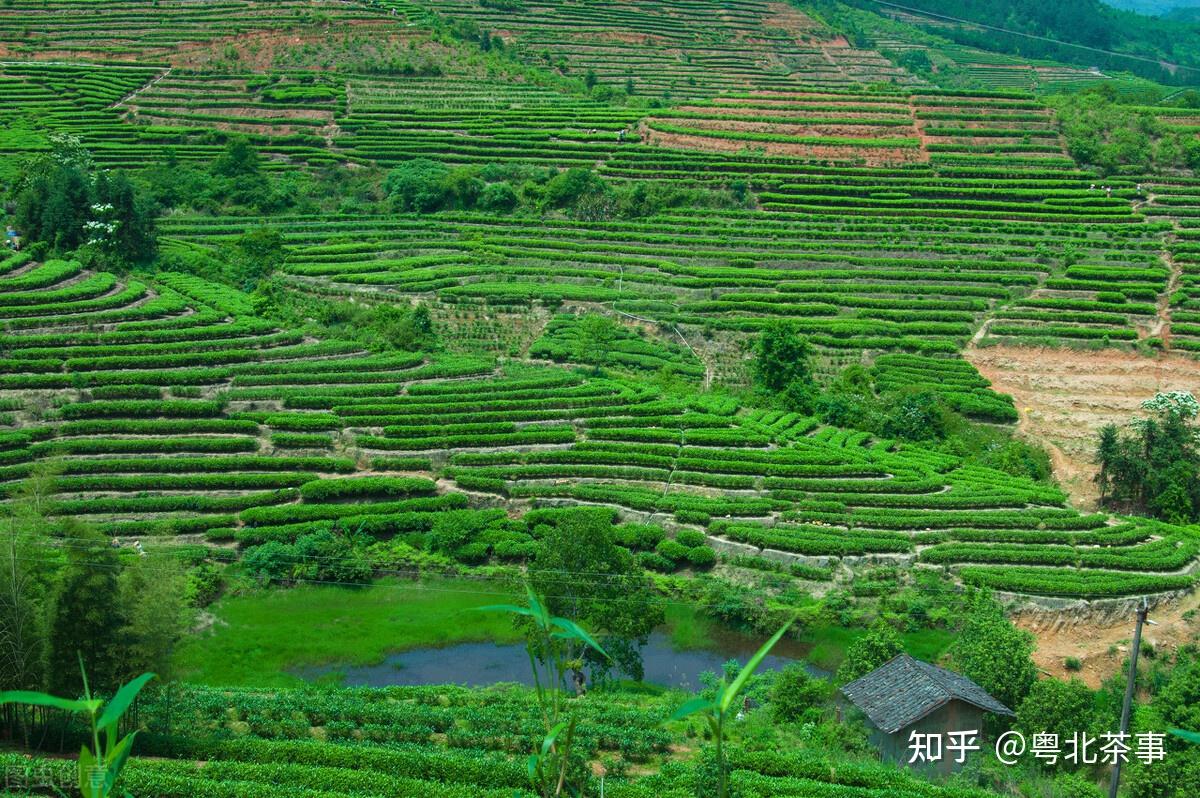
left=867, top=0, right=1199, bottom=75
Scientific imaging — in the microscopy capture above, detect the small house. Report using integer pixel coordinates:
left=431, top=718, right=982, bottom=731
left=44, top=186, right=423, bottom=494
left=840, top=653, right=1014, bottom=773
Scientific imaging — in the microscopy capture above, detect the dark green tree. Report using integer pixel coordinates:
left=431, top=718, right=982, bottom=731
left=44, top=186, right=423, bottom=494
left=543, top=167, right=607, bottom=210
left=574, top=314, right=618, bottom=370
left=882, top=390, right=947, bottom=441
left=210, top=137, right=278, bottom=210
left=384, top=158, right=451, bottom=212
left=950, top=591, right=1037, bottom=712
left=1121, top=652, right=1200, bottom=797
left=118, top=553, right=191, bottom=683
left=752, top=320, right=815, bottom=411
left=47, top=530, right=128, bottom=696
left=529, top=510, right=665, bottom=683
left=15, top=162, right=91, bottom=252
left=210, top=136, right=262, bottom=178
left=835, top=620, right=903, bottom=685
left=1095, top=423, right=1119, bottom=503
left=770, top=663, right=826, bottom=723
left=226, top=226, right=286, bottom=290
left=1095, top=392, right=1200, bottom=522
left=1016, top=677, right=1100, bottom=771
left=93, top=170, right=156, bottom=262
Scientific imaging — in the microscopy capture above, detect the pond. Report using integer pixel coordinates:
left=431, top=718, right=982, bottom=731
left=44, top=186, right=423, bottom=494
left=293, top=626, right=826, bottom=690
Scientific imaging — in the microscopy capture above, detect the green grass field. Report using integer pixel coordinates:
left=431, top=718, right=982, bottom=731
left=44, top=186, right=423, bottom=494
left=174, top=576, right=525, bottom=686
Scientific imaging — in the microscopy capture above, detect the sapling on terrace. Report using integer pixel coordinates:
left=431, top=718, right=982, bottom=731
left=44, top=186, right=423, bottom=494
left=670, top=615, right=796, bottom=798
left=0, top=659, right=155, bottom=798
left=477, top=584, right=609, bottom=797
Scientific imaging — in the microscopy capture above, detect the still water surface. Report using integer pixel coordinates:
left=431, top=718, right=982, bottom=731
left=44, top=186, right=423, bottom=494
left=295, top=627, right=824, bottom=689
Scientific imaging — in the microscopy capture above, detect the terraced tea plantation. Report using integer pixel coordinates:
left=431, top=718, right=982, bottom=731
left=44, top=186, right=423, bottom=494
left=4, top=1, right=1200, bottom=796
left=0, top=248, right=1192, bottom=599
left=0, top=682, right=1023, bottom=798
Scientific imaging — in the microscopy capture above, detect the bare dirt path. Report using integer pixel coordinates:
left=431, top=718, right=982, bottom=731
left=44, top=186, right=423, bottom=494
left=111, top=66, right=171, bottom=109
left=1154, top=245, right=1182, bottom=349
left=966, top=343, right=1200, bottom=509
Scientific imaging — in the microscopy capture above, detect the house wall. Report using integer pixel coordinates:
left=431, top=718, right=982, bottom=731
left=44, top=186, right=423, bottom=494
left=868, top=700, right=987, bottom=775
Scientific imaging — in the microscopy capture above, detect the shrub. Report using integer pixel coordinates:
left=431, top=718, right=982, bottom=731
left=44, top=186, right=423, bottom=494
left=770, top=664, right=826, bottom=723
left=685, top=546, right=716, bottom=569
left=614, top=523, right=665, bottom=550
left=655, top=539, right=690, bottom=563
left=479, top=181, right=517, bottom=212
left=493, top=540, right=537, bottom=560
left=385, top=158, right=450, bottom=212
left=676, top=529, right=707, bottom=548
left=429, top=509, right=507, bottom=556
left=453, top=542, right=491, bottom=564
left=638, top=551, right=675, bottom=573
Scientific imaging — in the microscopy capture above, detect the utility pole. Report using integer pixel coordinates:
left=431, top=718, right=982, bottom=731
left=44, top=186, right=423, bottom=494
left=1108, top=597, right=1154, bottom=798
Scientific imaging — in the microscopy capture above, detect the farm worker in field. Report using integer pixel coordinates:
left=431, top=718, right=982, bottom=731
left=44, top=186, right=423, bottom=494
left=617, top=129, right=626, bottom=142
left=1106, top=186, right=1112, bottom=198
left=1089, top=183, right=1095, bottom=191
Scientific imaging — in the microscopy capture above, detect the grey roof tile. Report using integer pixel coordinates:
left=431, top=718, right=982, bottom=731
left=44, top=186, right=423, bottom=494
left=839, top=653, right=1014, bottom=733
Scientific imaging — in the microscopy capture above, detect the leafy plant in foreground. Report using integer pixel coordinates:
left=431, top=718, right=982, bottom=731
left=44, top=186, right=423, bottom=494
left=478, top=585, right=608, bottom=797
left=671, top=616, right=795, bottom=798
left=0, top=661, right=155, bottom=798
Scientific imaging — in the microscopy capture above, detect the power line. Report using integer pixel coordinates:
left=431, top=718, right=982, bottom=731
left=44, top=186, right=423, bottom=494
left=8, top=552, right=785, bottom=614
left=11, top=531, right=796, bottom=611
left=867, top=0, right=1200, bottom=76
left=19, top=532, right=734, bottom=587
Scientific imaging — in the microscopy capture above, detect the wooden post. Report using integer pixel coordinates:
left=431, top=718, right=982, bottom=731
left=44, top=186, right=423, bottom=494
left=1108, top=598, right=1148, bottom=798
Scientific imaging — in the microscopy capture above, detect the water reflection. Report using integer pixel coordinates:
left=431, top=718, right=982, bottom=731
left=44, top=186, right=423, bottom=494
left=294, top=629, right=825, bottom=689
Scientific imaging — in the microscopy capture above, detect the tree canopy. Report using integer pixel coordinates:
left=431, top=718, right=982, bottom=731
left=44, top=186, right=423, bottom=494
left=528, top=509, right=665, bottom=681
left=949, top=590, right=1037, bottom=712
left=1096, top=391, right=1200, bottom=523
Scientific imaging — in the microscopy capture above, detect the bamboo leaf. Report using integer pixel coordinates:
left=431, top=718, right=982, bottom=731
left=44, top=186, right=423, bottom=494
left=97, top=673, right=155, bottom=735
left=525, top=585, right=552, bottom=629
left=78, top=745, right=98, bottom=798
left=473, top=603, right=536, bottom=619
left=1170, top=728, right=1200, bottom=745
left=549, top=617, right=609, bottom=660
left=719, top=616, right=795, bottom=715
left=541, top=721, right=569, bottom=757
left=103, top=731, right=138, bottom=792
left=0, top=690, right=100, bottom=714
left=670, top=696, right=715, bottom=722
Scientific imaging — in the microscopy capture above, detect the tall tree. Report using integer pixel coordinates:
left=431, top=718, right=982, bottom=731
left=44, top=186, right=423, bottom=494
left=118, top=553, right=191, bottom=683
left=574, top=314, right=618, bottom=370
left=1095, top=391, right=1200, bottom=522
left=0, top=465, right=60, bottom=695
left=752, top=320, right=815, bottom=411
left=951, top=591, right=1037, bottom=712
left=93, top=170, right=156, bottom=262
left=47, top=528, right=128, bottom=696
left=529, top=510, right=664, bottom=684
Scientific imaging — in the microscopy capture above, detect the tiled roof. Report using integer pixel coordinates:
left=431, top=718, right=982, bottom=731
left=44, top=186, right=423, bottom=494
left=840, top=653, right=1015, bottom=733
